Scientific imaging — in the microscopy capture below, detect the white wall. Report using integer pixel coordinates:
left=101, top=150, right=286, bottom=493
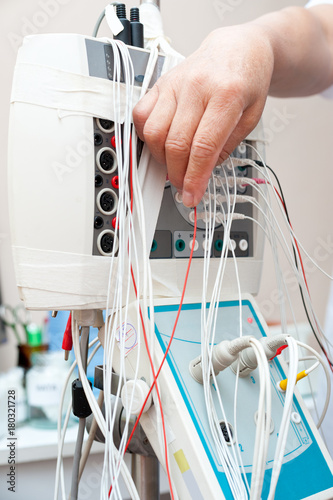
left=1, top=0, right=332, bottom=370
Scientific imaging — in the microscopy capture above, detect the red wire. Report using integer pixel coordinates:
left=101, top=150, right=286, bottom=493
left=108, top=133, right=197, bottom=498
left=124, top=207, right=197, bottom=453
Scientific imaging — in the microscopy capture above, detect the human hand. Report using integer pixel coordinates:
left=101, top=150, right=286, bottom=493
left=133, top=24, right=274, bottom=207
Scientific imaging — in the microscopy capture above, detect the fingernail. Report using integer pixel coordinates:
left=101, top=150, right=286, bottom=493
left=182, top=190, right=194, bottom=208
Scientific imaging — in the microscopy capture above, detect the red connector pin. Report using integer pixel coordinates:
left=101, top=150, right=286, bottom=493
left=62, top=313, right=72, bottom=361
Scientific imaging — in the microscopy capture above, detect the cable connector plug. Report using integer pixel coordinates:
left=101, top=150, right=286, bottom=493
left=62, top=312, right=72, bottom=361
left=189, top=336, right=252, bottom=384
left=230, top=334, right=289, bottom=377
left=215, top=212, right=245, bottom=224
left=216, top=194, right=257, bottom=205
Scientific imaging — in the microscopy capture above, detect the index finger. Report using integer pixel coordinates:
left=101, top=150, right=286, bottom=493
left=182, top=99, right=243, bottom=207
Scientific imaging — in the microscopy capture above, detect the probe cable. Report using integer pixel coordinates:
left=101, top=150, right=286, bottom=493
left=238, top=154, right=333, bottom=372
left=252, top=158, right=333, bottom=371
left=122, top=207, right=197, bottom=484
left=109, top=135, right=197, bottom=498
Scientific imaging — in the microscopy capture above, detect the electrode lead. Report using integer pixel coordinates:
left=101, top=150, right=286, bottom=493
left=114, top=4, right=131, bottom=45
left=130, top=7, right=144, bottom=48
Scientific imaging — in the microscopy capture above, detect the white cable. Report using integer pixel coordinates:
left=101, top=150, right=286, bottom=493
left=249, top=338, right=271, bottom=500
left=243, top=147, right=333, bottom=356
left=54, top=338, right=100, bottom=500
left=71, top=318, right=139, bottom=500
left=295, top=341, right=331, bottom=429
left=268, top=336, right=298, bottom=500
left=200, top=163, right=249, bottom=499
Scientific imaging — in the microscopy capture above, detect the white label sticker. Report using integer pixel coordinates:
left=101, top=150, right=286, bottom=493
left=27, top=378, right=63, bottom=407
left=116, top=322, right=138, bottom=357
left=105, top=5, right=124, bottom=36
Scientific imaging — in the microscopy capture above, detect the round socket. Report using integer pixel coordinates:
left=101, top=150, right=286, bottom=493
left=94, top=133, right=103, bottom=146
left=96, top=147, right=117, bottom=174
left=214, top=239, right=223, bottom=252
left=97, top=188, right=118, bottom=215
left=96, top=118, right=115, bottom=134
left=97, top=230, right=118, bottom=256
left=95, top=174, right=103, bottom=188
left=175, top=239, right=185, bottom=252
left=94, top=216, right=104, bottom=230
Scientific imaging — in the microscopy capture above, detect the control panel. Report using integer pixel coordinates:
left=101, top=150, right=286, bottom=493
left=92, top=129, right=258, bottom=259
left=151, top=143, right=257, bottom=260
left=86, top=38, right=262, bottom=261
left=93, top=117, right=119, bottom=256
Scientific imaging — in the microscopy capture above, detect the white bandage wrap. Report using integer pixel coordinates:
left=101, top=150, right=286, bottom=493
left=10, top=62, right=142, bottom=123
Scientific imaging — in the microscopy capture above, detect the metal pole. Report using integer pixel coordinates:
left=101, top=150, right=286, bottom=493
left=131, top=454, right=160, bottom=500
left=140, top=0, right=160, bottom=8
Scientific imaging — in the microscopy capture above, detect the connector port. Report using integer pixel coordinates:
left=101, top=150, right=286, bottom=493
left=97, top=118, right=115, bottom=134
left=214, top=239, right=223, bottom=252
left=97, top=188, right=118, bottom=215
left=95, top=175, right=103, bottom=188
left=96, top=147, right=117, bottom=174
left=175, top=239, right=185, bottom=252
left=94, top=216, right=104, bottom=230
left=94, top=133, right=103, bottom=146
left=97, top=230, right=119, bottom=256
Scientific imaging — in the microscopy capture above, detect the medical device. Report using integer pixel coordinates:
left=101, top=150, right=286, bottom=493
left=7, top=2, right=333, bottom=499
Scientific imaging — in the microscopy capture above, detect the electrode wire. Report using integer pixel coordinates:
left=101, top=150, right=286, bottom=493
left=54, top=338, right=101, bottom=500
left=249, top=338, right=272, bottom=500
left=267, top=336, right=298, bottom=500
left=241, top=178, right=333, bottom=368
left=201, top=163, right=248, bottom=499
left=102, top=40, right=140, bottom=499
left=124, top=207, right=197, bottom=453
left=70, top=326, right=90, bottom=500
left=71, top=317, right=140, bottom=500
left=92, top=3, right=121, bottom=38
left=234, top=166, right=331, bottom=355
left=240, top=151, right=333, bottom=362
left=295, top=341, right=331, bottom=428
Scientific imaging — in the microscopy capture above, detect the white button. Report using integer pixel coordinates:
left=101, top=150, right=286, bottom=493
left=228, top=239, right=236, bottom=251
left=239, top=239, right=248, bottom=251
left=238, top=144, right=247, bottom=155
left=202, top=239, right=211, bottom=251
left=291, top=412, right=301, bottom=424
left=188, top=211, right=195, bottom=223
left=237, top=184, right=247, bottom=194
left=189, top=239, right=199, bottom=251
left=175, top=192, right=183, bottom=204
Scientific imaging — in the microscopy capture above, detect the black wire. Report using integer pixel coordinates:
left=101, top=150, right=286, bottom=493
left=255, top=160, right=333, bottom=368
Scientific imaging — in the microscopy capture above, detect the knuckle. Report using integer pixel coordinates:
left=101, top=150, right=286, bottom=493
left=191, top=135, right=218, bottom=160
left=143, top=122, right=164, bottom=146
left=165, top=135, right=191, bottom=158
